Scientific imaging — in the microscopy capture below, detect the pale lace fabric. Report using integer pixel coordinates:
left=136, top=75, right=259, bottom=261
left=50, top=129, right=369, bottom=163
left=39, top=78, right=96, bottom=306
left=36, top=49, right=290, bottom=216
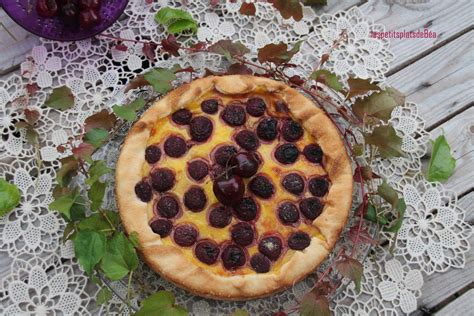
left=0, top=1, right=471, bottom=315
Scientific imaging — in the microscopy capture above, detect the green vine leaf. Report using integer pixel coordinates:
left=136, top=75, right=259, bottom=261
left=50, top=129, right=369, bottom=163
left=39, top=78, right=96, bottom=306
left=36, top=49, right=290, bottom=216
left=74, top=230, right=107, bottom=275
left=377, top=181, right=399, bottom=207
left=144, top=68, right=177, bottom=94
left=310, top=69, right=343, bottom=91
left=78, top=213, right=115, bottom=236
left=269, top=0, right=303, bottom=21
left=299, top=292, right=331, bottom=316
left=257, top=41, right=302, bottom=66
left=134, top=291, right=188, bottom=316
left=112, top=97, right=146, bottom=122
left=84, top=110, right=117, bottom=132
left=88, top=181, right=106, bottom=211
left=364, top=125, right=403, bottom=158
left=100, top=232, right=139, bottom=281
left=84, top=128, right=109, bottom=148
left=352, top=87, right=405, bottom=122
left=208, top=40, right=250, bottom=62
left=385, top=198, right=407, bottom=233
left=56, top=156, right=79, bottom=187
left=426, top=135, right=456, bottom=182
left=155, top=7, right=198, bottom=34
left=231, top=309, right=249, bottom=316
left=15, top=122, right=40, bottom=145
left=364, top=203, right=389, bottom=225
left=49, top=191, right=80, bottom=220
left=45, top=86, right=75, bottom=110
left=335, top=256, right=363, bottom=292
left=86, top=160, right=112, bottom=186
left=0, top=178, right=21, bottom=216
left=96, top=287, right=113, bottom=305
left=346, top=77, right=381, bottom=100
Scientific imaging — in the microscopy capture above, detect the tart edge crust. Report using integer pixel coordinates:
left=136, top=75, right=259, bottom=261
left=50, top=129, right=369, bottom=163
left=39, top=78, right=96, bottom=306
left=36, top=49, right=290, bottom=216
left=115, top=75, right=353, bottom=300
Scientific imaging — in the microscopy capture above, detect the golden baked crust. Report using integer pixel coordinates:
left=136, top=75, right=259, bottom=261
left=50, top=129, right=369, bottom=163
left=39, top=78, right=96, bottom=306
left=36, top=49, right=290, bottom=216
left=116, top=75, right=353, bottom=300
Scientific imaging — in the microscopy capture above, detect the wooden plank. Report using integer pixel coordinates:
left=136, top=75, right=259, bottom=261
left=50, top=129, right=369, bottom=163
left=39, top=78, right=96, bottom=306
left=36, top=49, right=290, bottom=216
left=0, top=9, right=39, bottom=75
left=414, top=192, right=474, bottom=313
left=359, top=0, right=473, bottom=72
left=387, top=31, right=474, bottom=129
left=424, top=106, right=474, bottom=196
left=435, top=289, right=474, bottom=316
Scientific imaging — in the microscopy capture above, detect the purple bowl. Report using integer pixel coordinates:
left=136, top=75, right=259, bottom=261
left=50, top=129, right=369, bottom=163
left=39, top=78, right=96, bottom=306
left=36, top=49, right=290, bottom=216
left=1, top=0, right=128, bottom=41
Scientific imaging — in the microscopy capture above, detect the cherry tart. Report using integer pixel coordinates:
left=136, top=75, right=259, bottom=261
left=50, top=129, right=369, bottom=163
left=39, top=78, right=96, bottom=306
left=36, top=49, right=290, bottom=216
left=116, top=75, right=353, bottom=300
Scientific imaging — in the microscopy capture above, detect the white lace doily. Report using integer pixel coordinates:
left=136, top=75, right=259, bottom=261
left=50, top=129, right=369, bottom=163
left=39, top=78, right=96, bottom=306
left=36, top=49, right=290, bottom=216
left=0, top=1, right=471, bottom=315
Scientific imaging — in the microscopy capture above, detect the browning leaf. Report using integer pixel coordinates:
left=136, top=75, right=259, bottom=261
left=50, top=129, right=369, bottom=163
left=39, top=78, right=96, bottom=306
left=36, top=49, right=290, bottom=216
left=364, top=125, right=403, bottom=158
left=299, top=293, right=330, bottom=316
left=353, top=166, right=380, bottom=183
left=310, top=69, right=343, bottom=91
left=142, top=42, right=158, bottom=61
left=72, top=143, right=95, bottom=160
left=377, top=181, right=399, bottom=207
left=161, top=35, right=181, bottom=57
left=352, top=87, right=405, bottom=122
left=24, top=108, right=40, bottom=125
left=208, top=40, right=250, bottom=62
left=257, top=41, right=302, bottom=65
left=124, top=75, right=150, bottom=92
left=84, top=110, right=117, bottom=133
left=269, top=0, right=303, bottom=21
left=226, top=63, right=253, bottom=75
left=336, top=256, right=363, bottom=292
left=347, top=77, right=381, bottom=99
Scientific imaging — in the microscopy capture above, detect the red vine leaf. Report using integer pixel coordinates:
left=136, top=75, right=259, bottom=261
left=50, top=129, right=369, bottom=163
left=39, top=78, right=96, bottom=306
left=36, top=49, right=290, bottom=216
left=352, top=87, right=405, bottom=122
left=257, top=41, right=302, bottom=65
left=72, top=143, right=95, bottom=160
left=364, top=125, right=403, bottom=158
left=288, top=75, right=305, bottom=86
left=269, top=0, right=303, bottom=21
left=208, top=40, right=250, bottom=61
left=161, top=35, right=181, bottom=57
left=26, top=83, right=39, bottom=96
left=24, top=108, right=40, bottom=125
left=227, top=63, right=253, bottom=75
left=299, top=292, right=330, bottom=316
left=142, top=42, right=158, bottom=61
left=335, top=256, right=363, bottom=292
left=239, top=3, right=256, bottom=16
left=114, top=43, right=128, bottom=52
left=346, top=77, right=381, bottom=100
left=125, top=75, right=150, bottom=92
left=84, top=110, right=117, bottom=133
left=189, top=41, right=207, bottom=52
left=209, top=0, right=219, bottom=7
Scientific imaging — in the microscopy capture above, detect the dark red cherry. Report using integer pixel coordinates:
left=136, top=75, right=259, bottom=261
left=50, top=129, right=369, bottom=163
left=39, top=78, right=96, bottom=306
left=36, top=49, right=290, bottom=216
left=79, top=0, right=101, bottom=9
left=187, top=160, right=208, bottom=181
left=249, top=175, right=274, bottom=199
left=233, top=197, right=258, bottom=221
left=209, top=206, right=232, bottom=228
left=150, top=218, right=172, bottom=237
left=308, top=177, right=329, bottom=197
left=184, top=187, right=207, bottom=212
left=195, top=240, right=220, bottom=265
left=221, top=244, right=246, bottom=270
left=79, top=8, right=101, bottom=29
left=281, top=173, right=304, bottom=195
left=299, top=197, right=323, bottom=220
left=250, top=253, right=271, bottom=273
left=288, top=231, right=311, bottom=250
left=150, top=168, right=175, bottom=192
left=277, top=202, right=300, bottom=224
left=171, top=109, right=192, bottom=125
left=235, top=130, right=260, bottom=151
left=173, top=224, right=198, bottom=247
left=201, top=99, right=219, bottom=114
left=246, top=97, right=266, bottom=117
left=155, top=195, right=179, bottom=218
left=213, top=145, right=238, bottom=166
left=229, top=152, right=259, bottom=178
left=256, top=117, right=278, bottom=141
left=36, top=0, right=58, bottom=18
left=221, top=104, right=246, bottom=126
left=164, top=135, right=187, bottom=158
left=303, top=144, right=323, bottom=164
left=213, top=174, right=245, bottom=206
left=275, top=143, right=299, bottom=164
left=231, top=222, right=254, bottom=246
left=134, top=180, right=152, bottom=202
left=145, top=145, right=161, bottom=164
left=60, top=1, right=79, bottom=29
left=258, top=236, right=282, bottom=261
left=189, top=116, right=213, bottom=142
left=281, top=119, right=303, bottom=142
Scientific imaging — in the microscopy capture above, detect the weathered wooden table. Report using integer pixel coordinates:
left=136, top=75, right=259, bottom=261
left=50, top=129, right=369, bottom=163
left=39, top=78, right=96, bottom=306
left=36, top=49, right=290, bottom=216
left=1, top=0, right=472, bottom=314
